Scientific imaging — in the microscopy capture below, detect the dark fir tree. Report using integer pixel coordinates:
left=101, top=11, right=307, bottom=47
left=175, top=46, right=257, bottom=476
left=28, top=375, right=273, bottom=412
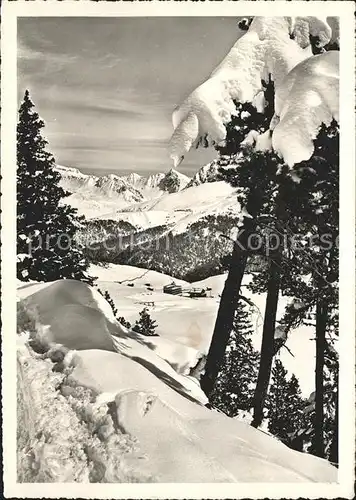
left=215, top=77, right=274, bottom=157
left=97, top=288, right=132, bottom=329
left=249, top=152, right=292, bottom=429
left=97, top=289, right=118, bottom=317
left=266, top=360, right=308, bottom=450
left=200, top=148, right=279, bottom=397
left=287, top=338, right=339, bottom=463
left=321, top=339, right=339, bottom=464
left=17, top=90, right=94, bottom=283
left=277, top=121, right=338, bottom=458
left=247, top=121, right=339, bottom=450
left=210, top=300, right=259, bottom=417
left=199, top=29, right=339, bottom=436
left=133, top=307, right=158, bottom=336
left=304, top=333, right=339, bottom=463
left=117, top=316, right=132, bottom=330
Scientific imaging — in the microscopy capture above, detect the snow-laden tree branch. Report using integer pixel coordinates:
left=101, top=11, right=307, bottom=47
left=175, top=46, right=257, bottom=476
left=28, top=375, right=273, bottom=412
left=169, top=16, right=339, bottom=168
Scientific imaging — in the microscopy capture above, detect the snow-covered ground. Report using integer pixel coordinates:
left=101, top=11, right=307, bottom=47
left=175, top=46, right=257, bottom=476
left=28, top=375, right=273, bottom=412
left=95, top=179, right=240, bottom=236
left=88, top=263, right=318, bottom=397
left=17, top=272, right=337, bottom=483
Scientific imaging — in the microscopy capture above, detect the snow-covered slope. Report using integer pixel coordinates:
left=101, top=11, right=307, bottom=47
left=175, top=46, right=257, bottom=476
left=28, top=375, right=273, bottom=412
left=101, top=179, right=239, bottom=233
left=17, top=276, right=337, bottom=483
left=71, top=177, right=242, bottom=281
left=18, top=279, right=206, bottom=401
left=88, top=264, right=326, bottom=397
left=87, top=181, right=242, bottom=281
left=56, top=164, right=244, bottom=283
left=169, top=16, right=339, bottom=167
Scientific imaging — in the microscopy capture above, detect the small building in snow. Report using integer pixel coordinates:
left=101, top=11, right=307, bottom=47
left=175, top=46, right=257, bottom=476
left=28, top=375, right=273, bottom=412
left=163, top=282, right=182, bottom=295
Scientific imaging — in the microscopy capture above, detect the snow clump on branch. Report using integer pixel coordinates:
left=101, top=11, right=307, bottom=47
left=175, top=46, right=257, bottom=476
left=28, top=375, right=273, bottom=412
left=169, top=16, right=339, bottom=168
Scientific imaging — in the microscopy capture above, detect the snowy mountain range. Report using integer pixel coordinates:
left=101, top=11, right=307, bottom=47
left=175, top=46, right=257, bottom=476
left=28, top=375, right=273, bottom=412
left=56, top=162, right=233, bottom=223
left=56, top=165, right=190, bottom=213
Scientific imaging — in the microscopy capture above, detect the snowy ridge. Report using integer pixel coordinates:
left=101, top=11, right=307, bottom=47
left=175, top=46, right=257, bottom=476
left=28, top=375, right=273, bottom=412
left=169, top=16, right=339, bottom=167
left=82, top=181, right=242, bottom=282
left=102, top=180, right=240, bottom=235
left=56, top=165, right=189, bottom=196
left=122, top=171, right=165, bottom=190
left=185, top=160, right=221, bottom=188
left=17, top=277, right=337, bottom=482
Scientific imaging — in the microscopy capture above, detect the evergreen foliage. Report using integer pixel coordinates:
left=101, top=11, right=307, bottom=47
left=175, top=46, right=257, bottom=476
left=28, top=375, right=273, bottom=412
left=247, top=121, right=339, bottom=305
left=215, top=77, right=274, bottom=157
left=17, top=90, right=94, bottom=284
left=208, top=72, right=338, bottom=456
left=201, top=76, right=278, bottom=399
left=117, top=316, right=132, bottom=329
left=266, top=360, right=308, bottom=450
left=97, top=289, right=118, bottom=317
left=97, top=288, right=132, bottom=329
left=210, top=300, right=259, bottom=417
left=132, top=307, right=159, bottom=336
left=301, top=339, right=339, bottom=463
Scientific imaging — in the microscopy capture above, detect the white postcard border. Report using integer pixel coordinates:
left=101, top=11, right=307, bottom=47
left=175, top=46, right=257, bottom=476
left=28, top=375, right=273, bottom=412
left=2, top=1, right=355, bottom=498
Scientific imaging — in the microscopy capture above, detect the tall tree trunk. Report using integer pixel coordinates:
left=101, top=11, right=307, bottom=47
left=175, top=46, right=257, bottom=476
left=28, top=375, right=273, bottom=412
left=329, top=388, right=338, bottom=465
left=251, top=254, right=281, bottom=428
left=313, top=299, right=328, bottom=458
left=200, top=216, right=255, bottom=397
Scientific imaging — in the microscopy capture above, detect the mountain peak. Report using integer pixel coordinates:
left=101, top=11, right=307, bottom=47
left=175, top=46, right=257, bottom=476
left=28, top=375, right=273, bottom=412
left=158, top=168, right=190, bottom=193
left=185, top=161, right=220, bottom=189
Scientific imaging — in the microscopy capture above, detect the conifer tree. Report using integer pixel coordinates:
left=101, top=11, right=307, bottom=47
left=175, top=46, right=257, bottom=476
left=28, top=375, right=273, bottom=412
left=266, top=360, right=308, bottom=449
left=97, top=288, right=132, bottom=329
left=322, top=340, right=339, bottom=463
left=133, top=307, right=158, bottom=336
left=199, top=34, right=339, bottom=436
left=17, top=90, right=94, bottom=283
left=277, top=121, right=338, bottom=457
left=248, top=121, right=339, bottom=448
left=304, top=332, right=339, bottom=462
left=97, top=289, right=118, bottom=317
left=117, top=316, right=132, bottom=330
left=210, top=300, right=259, bottom=417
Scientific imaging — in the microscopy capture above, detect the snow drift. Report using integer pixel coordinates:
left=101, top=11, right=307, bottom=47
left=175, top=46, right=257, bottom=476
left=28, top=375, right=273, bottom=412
left=17, top=278, right=337, bottom=483
left=169, top=16, right=339, bottom=167
left=17, top=339, right=152, bottom=483
left=18, top=280, right=206, bottom=405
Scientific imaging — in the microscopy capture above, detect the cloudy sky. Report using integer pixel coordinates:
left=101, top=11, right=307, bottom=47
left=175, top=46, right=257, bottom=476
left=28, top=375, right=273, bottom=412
left=18, top=17, right=242, bottom=177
